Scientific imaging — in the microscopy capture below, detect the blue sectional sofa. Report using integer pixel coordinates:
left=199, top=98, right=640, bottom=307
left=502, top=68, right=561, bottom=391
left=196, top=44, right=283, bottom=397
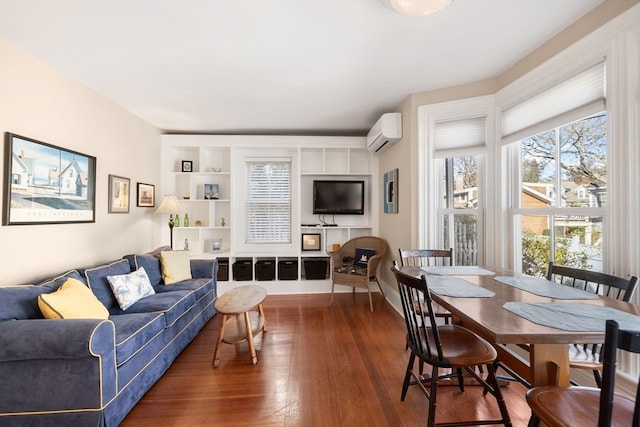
left=0, top=247, right=218, bottom=426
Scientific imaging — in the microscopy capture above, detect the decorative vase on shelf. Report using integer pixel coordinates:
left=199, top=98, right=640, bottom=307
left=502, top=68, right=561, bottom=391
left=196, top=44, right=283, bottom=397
left=220, top=217, right=226, bottom=227
left=175, top=214, right=180, bottom=227
left=184, top=214, right=189, bottom=227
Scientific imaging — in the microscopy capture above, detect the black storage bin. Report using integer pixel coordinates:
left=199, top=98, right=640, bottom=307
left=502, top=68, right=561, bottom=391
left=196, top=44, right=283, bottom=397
left=217, top=257, right=229, bottom=281
left=233, top=258, right=253, bottom=281
left=304, top=259, right=328, bottom=280
left=278, top=259, right=298, bottom=280
left=255, top=259, right=276, bottom=281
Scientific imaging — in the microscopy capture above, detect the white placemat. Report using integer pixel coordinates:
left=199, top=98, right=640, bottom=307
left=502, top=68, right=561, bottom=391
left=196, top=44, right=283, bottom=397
left=495, top=275, right=599, bottom=300
left=427, top=276, right=495, bottom=298
left=421, top=266, right=495, bottom=276
left=503, top=302, right=640, bottom=331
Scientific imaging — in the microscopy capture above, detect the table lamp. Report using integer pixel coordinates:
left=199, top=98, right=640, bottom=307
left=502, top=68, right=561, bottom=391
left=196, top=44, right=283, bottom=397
left=155, top=195, right=185, bottom=249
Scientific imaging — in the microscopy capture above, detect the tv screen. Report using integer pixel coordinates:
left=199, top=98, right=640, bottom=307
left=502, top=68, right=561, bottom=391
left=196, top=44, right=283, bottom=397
left=313, top=180, right=364, bottom=215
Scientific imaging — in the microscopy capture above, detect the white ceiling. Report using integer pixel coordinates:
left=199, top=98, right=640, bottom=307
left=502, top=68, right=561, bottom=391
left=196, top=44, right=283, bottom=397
left=0, top=0, right=604, bottom=135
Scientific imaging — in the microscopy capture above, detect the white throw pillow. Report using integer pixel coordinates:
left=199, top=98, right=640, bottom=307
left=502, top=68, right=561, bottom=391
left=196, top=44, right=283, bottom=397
left=159, top=250, right=192, bottom=284
left=107, top=267, right=155, bottom=310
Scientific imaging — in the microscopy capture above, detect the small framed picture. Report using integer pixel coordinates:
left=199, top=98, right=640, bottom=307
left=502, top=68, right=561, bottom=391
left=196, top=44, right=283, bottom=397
left=136, top=182, right=155, bottom=207
left=302, top=233, right=321, bottom=251
left=204, top=183, right=219, bottom=200
left=108, top=174, right=130, bottom=213
left=211, top=238, right=223, bottom=252
left=181, top=160, right=193, bottom=172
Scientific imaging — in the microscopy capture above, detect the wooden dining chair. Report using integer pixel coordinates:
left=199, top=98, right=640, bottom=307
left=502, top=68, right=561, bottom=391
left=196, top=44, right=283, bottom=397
left=526, top=319, right=640, bottom=427
left=398, top=248, right=453, bottom=324
left=391, top=261, right=512, bottom=427
left=547, top=262, right=638, bottom=387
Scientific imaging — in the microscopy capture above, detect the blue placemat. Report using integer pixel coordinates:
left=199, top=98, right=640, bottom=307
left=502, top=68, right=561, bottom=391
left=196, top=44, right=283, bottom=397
left=427, top=276, right=495, bottom=298
left=495, top=275, right=599, bottom=300
left=422, top=266, right=495, bottom=276
left=503, top=302, right=640, bottom=331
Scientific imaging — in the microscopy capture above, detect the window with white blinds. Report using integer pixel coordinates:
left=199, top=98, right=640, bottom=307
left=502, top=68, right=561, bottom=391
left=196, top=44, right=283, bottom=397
left=433, top=116, right=486, bottom=158
left=245, top=159, right=292, bottom=244
left=502, top=61, right=606, bottom=144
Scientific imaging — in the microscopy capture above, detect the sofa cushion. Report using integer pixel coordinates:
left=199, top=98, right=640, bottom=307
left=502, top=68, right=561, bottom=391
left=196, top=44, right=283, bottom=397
left=0, top=270, right=83, bottom=321
left=107, top=267, right=156, bottom=310
left=155, top=278, right=213, bottom=301
left=109, top=312, right=165, bottom=366
left=84, top=259, right=131, bottom=310
left=38, top=278, right=109, bottom=320
left=121, top=290, right=196, bottom=327
left=160, top=251, right=192, bottom=284
left=123, top=253, right=163, bottom=287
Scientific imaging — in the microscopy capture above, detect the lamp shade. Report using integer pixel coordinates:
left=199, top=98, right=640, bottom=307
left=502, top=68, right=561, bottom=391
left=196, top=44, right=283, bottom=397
left=382, top=0, right=452, bottom=16
left=155, top=195, right=185, bottom=215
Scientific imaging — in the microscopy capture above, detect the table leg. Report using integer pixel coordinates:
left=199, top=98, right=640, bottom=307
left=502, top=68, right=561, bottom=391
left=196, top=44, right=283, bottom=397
left=213, top=314, right=228, bottom=368
left=258, top=303, right=267, bottom=332
left=530, top=343, right=569, bottom=386
left=244, top=311, right=258, bottom=365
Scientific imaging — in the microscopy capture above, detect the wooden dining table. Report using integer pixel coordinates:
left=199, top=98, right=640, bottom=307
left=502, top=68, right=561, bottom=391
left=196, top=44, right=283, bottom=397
left=399, top=265, right=640, bottom=387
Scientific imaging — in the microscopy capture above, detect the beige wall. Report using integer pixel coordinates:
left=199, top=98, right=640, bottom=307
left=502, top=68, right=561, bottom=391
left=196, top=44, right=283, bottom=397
left=376, top=0, right=639, bottom=293
left=0, top=39, right=161, bottom=286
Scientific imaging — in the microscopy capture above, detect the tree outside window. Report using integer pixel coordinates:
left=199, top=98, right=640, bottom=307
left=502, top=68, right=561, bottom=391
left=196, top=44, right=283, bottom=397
left=519, top=113, right=606, bottom=276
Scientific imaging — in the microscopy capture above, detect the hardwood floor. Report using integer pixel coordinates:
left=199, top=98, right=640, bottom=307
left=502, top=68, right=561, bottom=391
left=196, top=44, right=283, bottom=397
left=121, top=293, right=532, bottom=426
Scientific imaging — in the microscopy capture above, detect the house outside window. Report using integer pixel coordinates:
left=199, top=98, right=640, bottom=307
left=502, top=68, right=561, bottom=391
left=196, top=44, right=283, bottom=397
left=441, top=155, right=480, bottom=266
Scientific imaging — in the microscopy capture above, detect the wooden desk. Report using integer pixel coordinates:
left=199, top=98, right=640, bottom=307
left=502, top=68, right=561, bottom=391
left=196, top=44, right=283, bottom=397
left=399, top=266, right=640, bottom=387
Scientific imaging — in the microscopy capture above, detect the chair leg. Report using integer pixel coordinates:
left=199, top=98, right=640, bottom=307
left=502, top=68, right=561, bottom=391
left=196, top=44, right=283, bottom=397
left=427, top=364, right=438, bottom=427
left=594, top=370, right=602, bottom=388
left=527, top=413, right=540, bottom=427
left=486, top=362, right=512, bottom=427
left=367, top=286, right=373, bottom=312
left=456, top=368, right=464, bottom=392
left=373, top=276, right=385, bottom=299
left=330, top=282, right=335, bottom=305
left=401, top=352, right=415, bottom=401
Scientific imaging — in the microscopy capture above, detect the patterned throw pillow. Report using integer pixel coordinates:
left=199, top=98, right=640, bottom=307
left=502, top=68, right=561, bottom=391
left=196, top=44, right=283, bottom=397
left=107, top=267, right=155, bottom=310
left=354, top=248, right=376, bottom=268
left=38, top=278, right=109, bottom=319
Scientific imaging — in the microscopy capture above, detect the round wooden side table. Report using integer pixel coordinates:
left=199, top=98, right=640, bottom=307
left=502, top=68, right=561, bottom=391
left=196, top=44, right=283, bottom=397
left=213, top=285, right=267, bottom=367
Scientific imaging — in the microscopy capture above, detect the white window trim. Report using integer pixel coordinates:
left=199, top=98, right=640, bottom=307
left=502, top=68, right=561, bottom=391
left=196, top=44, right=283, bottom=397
left=418, top=95, right=494, bottom=264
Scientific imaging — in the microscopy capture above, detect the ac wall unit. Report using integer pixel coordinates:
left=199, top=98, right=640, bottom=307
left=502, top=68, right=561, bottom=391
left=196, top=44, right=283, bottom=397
left=367, top=112, right=402, bottom=153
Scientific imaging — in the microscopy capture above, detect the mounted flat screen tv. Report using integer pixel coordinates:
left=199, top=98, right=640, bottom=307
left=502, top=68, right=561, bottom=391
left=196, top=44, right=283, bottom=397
left=313, top=180, right=364, bottom=215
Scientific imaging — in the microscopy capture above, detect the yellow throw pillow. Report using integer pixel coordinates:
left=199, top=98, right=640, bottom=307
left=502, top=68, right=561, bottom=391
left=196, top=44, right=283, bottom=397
left=38, top=278, right=109, bottom=319
left=160, top=250, right=192, bottom=285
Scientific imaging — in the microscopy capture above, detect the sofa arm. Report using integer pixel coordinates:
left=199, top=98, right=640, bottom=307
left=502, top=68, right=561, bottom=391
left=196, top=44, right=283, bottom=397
left=190, top=259, right=218, bottom=280
left=0, top=319, right=117, bottom=414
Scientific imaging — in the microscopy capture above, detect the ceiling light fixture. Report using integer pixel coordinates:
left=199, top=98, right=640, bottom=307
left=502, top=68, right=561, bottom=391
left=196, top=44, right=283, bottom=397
left=382, top=0, right=452, bottom=17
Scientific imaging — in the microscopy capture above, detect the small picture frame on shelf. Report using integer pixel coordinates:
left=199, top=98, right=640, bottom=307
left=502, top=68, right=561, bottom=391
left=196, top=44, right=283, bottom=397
left=204, top=183, right=219, bottom=200
left=302, top=233, right=321, bottom=251
left=181, top=160, right=193, bottom=172
left=211, top=238, right=223, bottom=253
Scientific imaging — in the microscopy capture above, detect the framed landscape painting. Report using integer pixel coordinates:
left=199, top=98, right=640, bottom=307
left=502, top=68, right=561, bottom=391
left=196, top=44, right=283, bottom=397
left=3, top=133, right=96, bottom=225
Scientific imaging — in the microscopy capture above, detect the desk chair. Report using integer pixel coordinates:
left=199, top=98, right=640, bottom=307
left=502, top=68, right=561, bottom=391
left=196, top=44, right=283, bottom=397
left=391, top=262, right=512, bottom=427
left=547, top=262, right=638, bottom=387
left=527, top=319, right=640, bottom=427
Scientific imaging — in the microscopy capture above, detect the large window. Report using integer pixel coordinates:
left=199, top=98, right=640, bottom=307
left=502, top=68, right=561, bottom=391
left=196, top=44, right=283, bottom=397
left=516, top=114, right=606, bottom=276
left=245, top=159, right=292, bottom=244
left=441, top=155, right=480, bottom=266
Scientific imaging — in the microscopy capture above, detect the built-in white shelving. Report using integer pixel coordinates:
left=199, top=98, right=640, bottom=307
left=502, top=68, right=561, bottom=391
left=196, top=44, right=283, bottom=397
left=160, top=135, right=377, bottom=292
